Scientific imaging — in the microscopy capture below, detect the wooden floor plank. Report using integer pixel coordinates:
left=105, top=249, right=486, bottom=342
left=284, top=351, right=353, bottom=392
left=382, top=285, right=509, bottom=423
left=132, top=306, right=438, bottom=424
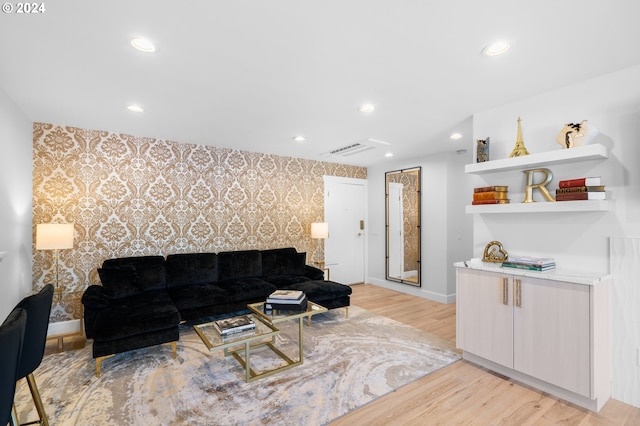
left=331, top=284, right=640, bottom=425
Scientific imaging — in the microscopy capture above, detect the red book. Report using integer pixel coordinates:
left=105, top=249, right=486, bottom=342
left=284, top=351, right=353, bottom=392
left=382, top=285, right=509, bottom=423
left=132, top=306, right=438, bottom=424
left=471, top=199, right=510, bottom=205
left=558, top=177, right=601, bottom=188
left=556, top=191, right=606, bottom=201
left=556, top=185, right=605, bottom=193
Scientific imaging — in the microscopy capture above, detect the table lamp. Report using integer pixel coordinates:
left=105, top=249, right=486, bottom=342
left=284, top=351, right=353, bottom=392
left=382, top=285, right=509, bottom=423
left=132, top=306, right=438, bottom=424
left=310, top=222, right=328, bottom=266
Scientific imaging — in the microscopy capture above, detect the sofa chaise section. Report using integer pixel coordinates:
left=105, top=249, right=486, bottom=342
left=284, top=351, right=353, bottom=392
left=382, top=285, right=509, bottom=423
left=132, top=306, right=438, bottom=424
left=82, top=256, right=180, bottom=376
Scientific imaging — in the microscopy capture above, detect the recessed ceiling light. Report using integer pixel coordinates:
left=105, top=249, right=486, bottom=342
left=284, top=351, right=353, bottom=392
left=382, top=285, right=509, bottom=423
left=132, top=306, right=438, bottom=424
left=450, top=133, right=462, bottom=140
left=127, top=105, right=144, bottom=113
left=481, top=41, right=510, bottom=57
left=292, top=136, right=306, bottom=142
left=385, top=152, right=394, bottom=158
left=358, top=104, right=376, bottom=113
left=131, top=37, right=156, bottom=53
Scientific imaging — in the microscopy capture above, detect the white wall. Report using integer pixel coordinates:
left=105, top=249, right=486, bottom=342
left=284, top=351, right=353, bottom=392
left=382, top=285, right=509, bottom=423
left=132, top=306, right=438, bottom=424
left=471, top=64, right=640, bottom=271
left=471, top=64, right=640, bottom=407
left=367, top=148, right=473, bottom=303
left=0, top=87, right=34, bottom=319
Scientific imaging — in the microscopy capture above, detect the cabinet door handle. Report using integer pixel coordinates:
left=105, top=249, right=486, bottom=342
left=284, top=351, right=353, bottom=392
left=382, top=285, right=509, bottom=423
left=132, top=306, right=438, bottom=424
left=514, top=279, right=522, bottom=308
left=502, top=277, right=509, bottom=305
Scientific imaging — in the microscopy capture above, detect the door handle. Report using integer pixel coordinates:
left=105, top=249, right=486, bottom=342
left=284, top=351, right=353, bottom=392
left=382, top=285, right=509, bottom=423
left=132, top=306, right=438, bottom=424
left=514, top=279, right=522, bottom=308
left=502, top=277, right=509, bottom=305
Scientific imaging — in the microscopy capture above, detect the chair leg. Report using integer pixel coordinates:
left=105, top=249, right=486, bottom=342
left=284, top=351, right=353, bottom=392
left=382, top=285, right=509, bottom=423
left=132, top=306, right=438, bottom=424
left=345, top=306, right=349, bottom=319
left=11, top=404, right=19, bottom=426
left=25, top=373, right=49, bottom=426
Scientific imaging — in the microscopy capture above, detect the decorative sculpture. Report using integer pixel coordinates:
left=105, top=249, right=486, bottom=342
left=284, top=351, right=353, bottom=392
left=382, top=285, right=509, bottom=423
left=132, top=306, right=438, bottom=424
left=556, top=120, right=599, bottom=148
left=482, top=241, right=508, bottom=263
left=509, top=117, right=530, bottom=158
left=476, top=137, right=490, bottom=163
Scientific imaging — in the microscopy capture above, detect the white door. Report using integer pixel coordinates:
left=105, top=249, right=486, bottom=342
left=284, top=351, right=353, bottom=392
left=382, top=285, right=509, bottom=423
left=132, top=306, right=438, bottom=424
left=323, top=176, right=367, bottom=285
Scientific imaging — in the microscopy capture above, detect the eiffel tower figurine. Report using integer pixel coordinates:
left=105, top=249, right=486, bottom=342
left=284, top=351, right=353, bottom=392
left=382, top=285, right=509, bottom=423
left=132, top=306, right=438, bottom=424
left=509, top=116, right=530, bottom=158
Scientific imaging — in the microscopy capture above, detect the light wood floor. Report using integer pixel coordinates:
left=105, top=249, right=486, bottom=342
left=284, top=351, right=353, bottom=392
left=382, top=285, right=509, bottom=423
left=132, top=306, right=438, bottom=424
left=331, top=284, right=640, bottom=426
left=45, top=284, right=640, bottom=425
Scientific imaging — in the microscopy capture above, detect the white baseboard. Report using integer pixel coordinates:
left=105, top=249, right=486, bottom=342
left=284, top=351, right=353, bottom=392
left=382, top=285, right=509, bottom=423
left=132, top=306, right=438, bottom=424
left=366, top=277, right=456, bottom=304
left=47, top=319, right=82, bottom=337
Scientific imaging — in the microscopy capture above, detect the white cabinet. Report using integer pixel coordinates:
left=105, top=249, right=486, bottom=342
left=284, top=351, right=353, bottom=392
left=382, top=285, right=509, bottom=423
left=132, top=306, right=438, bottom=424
left=456, top=263, right=611, bottom=412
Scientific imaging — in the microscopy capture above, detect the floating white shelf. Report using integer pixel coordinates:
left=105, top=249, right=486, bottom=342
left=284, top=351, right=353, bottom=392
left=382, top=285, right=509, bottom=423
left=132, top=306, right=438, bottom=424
left=0, top=251, right=7, bottom=260
left=465, top=144, right=608, bottom=175
left=466, top=200, right=611, bottom=214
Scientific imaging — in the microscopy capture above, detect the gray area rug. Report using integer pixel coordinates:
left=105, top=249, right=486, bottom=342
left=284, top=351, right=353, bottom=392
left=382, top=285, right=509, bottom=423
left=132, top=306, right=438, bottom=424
left=14, top=306, right=460, bottom=425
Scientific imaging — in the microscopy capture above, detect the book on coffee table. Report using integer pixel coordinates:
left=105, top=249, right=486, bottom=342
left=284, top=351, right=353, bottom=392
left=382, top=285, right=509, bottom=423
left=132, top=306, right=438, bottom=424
left=265, top=295, right=308, bottom=312
left=213, top=315, right=256, bottom=336
left=266, top=290, right=304, bottom=303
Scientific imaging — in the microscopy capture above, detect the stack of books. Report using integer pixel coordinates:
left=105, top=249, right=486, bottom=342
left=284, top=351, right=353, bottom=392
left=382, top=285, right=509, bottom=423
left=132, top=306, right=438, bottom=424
left=556, top=177, right=605, bottom=201
left=472, top=186, right=509, bottom=205
left=502, top=256, right=556, bottom=271
left=265, top=290, right=308, bottom=312
left=213, top=315, right=256, bottom=336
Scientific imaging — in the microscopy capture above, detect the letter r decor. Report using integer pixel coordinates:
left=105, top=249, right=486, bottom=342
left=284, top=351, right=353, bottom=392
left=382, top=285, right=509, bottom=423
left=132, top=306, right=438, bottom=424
left=522, top=168, right=555, bottom=203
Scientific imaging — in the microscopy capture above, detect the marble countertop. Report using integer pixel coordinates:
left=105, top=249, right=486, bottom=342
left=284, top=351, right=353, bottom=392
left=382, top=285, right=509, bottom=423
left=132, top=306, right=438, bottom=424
left=454, top=259, right=610, bottom=286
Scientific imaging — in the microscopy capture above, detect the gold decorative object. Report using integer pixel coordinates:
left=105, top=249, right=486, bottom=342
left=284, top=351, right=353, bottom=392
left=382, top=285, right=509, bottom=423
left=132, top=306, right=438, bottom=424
left=522, top=168, right=555, bottom=203
left=482, top=241, right=508, bottom=263
left=509, top=117, right=530, bottom=158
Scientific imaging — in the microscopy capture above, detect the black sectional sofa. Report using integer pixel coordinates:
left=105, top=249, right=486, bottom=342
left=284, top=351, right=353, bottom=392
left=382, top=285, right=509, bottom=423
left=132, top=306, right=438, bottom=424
left=82, top=247, right=352, bottom=375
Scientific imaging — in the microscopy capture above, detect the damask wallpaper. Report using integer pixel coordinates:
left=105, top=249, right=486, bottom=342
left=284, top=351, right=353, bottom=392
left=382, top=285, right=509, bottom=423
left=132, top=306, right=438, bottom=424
left=32, top=123, right=366, bottom=322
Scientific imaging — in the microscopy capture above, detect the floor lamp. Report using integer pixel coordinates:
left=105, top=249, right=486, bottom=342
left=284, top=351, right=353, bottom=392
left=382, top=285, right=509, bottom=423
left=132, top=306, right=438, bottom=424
left=36, top=223, right=74, bottom=301
left=310, top=222, right=328, bottom=267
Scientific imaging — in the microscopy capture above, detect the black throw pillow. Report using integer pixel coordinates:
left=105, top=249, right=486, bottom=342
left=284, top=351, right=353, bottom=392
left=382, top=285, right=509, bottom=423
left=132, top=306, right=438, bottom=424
left=98, top=265, right=141, bottom=299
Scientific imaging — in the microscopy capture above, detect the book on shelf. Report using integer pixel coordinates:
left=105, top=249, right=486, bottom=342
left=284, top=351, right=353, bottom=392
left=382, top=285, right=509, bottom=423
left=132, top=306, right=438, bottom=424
left=267, top=289, right=304, bottom=301
left=474, top=185, right=508, bottom=193
left=213, top=315, right=256, bottom=336
left=556, top=185, right=605, bottom=193
left=558, top=177, right=601, bottom=188
left=556, top=191, right=606, bottom=201
left=471, top=199, right=510, bottom=205
left=473, top=190, right=509, bottom=201
left=502, top=262, right=556, bottom=271
left=505, top=256, right=555, bottom=267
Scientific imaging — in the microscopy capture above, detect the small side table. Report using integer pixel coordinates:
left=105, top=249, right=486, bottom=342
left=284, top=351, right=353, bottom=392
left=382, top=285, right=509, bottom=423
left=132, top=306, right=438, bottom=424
left=308, top=262, right=330, bottom=280
left=46, top=289, right=85, bottom=352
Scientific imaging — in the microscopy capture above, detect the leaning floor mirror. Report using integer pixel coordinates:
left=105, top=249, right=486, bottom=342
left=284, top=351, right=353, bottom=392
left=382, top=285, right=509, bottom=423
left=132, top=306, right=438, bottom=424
left=385, top=167, right=421, bottom=286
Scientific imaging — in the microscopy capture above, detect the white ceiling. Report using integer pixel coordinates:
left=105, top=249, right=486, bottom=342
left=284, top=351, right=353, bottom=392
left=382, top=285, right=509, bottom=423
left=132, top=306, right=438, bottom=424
left=1, top=0, right=639, bottom=167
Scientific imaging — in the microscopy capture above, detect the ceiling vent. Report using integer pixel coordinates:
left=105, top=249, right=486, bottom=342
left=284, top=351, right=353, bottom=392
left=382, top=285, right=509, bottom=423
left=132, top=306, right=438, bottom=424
left=323, top=138, right=390, bottom=157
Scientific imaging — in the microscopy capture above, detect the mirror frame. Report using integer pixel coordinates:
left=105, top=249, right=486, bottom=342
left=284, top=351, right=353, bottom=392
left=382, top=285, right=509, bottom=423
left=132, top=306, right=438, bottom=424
left=385, top=166, right=421, bottom=287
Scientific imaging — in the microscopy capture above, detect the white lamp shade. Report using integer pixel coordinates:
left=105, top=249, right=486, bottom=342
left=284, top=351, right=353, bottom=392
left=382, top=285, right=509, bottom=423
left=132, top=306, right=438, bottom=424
left=311, top=222, right=329, bottom=239
left=36, top=223, right=74, bottom=250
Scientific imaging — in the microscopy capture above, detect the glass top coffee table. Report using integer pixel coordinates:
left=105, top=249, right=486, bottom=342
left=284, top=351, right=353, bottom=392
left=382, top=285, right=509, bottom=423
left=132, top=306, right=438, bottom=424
left=247, top=301, right=328, bottom=372
left=193, top=314, right=281, bottom=382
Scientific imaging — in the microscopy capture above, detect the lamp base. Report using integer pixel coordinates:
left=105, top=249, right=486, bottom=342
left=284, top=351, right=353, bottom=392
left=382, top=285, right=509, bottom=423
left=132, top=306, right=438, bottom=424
left=53, top=286, right=64, bottom=302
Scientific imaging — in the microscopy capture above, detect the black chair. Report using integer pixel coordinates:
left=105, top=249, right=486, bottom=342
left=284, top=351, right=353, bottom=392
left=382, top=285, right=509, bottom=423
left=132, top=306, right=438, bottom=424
left=0, top=308, right=27, bottom=426
left=13, top=284, right=54, bottom=426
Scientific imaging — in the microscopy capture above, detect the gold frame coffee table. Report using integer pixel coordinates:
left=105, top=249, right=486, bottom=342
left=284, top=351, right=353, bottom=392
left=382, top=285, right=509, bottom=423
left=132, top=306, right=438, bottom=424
left=194, top=314, right=285, bottom=382
left=247, top=300, right=327, bottom=369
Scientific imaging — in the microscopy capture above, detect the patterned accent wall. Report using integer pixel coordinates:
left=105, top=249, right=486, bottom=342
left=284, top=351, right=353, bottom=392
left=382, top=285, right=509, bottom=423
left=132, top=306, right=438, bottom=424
left=32, top=123, right=367, bottom=322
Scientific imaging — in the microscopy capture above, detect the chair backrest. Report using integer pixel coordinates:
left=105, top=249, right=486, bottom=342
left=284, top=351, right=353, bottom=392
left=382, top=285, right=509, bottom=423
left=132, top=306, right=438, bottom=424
left=0, top=308, right=27, bottom=425
left=14, top=284, right=54, bottom=379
